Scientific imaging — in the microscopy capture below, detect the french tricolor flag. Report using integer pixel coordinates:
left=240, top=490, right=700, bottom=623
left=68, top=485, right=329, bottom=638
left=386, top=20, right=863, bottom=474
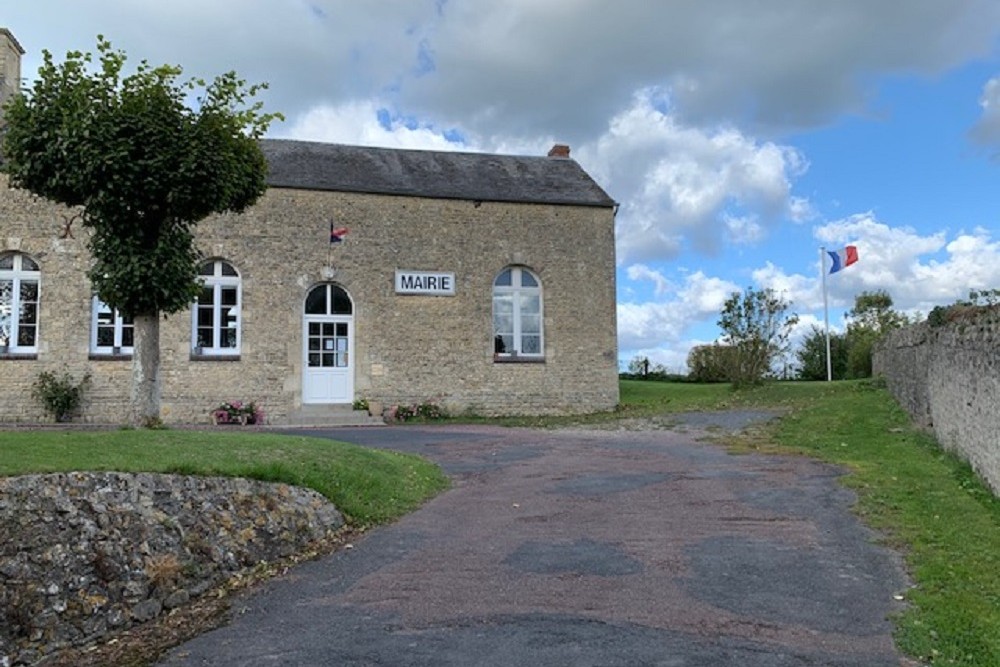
left=330, top=223, right=349, bottom=244
left=827, top=245, right=858, bottom=274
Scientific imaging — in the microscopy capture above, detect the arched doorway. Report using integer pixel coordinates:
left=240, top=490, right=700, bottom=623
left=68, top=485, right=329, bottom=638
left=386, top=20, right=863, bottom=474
left=302, top=283, right=354, bottom=403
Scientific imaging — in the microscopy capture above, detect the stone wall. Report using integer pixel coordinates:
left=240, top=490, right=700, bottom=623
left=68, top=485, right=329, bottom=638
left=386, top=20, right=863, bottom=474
left=0, top=472, right=344, bottom=665
left=873, top=307, right=1000, bottom=492
left=0, top=175, right=619, bottom=423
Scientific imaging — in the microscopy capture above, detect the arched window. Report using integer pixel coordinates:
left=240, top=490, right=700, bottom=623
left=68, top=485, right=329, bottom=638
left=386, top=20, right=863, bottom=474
left=90, top=297, right=134, bottom=355
left=493, top=266, right=543, bottom=358
left=305, top=283, right=353, bottom=316
left=0, top=252, right=40, bottom=354
left=192, top=259, right=241, bottom=356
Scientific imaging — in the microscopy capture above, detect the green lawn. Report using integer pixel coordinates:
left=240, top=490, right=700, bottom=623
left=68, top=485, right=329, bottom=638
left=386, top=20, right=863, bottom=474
left=619, top=377, right=839, bottom=413
left=0, top=429, right=448, bottom=526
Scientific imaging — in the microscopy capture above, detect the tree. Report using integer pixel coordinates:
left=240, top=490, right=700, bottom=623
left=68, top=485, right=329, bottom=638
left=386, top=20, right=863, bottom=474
left=686, top=344, right=735, bottom=383
left=795, top=325, right=848, bottom=380
left=717, top=287, right=799, bottom=387
left=627, top=355, right=652, bottom=376
left=2, top=38, right=281, bottom=425
left=844, top=290, right=907, bottom=378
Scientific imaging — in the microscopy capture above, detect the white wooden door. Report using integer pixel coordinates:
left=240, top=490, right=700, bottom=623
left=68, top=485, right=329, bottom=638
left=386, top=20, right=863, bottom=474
left=303, top=285, right=354, bottom=404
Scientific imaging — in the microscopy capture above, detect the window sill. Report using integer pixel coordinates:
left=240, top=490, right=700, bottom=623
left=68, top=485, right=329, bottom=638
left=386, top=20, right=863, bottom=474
left=89, top=353, right=133, bottom=361
left=0, top=352, right=38, bottom=361
left=493, top=355, right=545, bottom=364
left=190, top=353, right=241, bottom=362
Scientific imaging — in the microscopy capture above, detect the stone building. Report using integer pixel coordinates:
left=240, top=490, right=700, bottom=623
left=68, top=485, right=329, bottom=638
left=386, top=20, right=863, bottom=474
left=0, top=33, right=618, bottom=425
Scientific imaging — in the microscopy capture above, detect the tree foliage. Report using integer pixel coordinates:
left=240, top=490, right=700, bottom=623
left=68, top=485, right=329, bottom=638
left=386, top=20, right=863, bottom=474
left=717, top=287, right=799, bottom=387
left=795, top=325, right=849, bottom=381
left=844, top=290, right=908, bottom=378
left=686, top=344, right=736, bottom=383
left=627, top=355, right=652, bottom=376
left=2, top=37, right=281, bottom=318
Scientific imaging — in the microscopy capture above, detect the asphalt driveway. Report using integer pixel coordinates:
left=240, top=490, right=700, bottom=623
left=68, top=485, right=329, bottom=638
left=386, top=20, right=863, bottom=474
left=158, top=416, right=909, bottom=666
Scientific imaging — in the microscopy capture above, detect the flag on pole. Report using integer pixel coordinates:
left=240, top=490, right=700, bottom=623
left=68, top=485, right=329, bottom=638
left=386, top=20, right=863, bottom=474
left=330, top=224, right=349, bottom=244
left=827, top=245, right=858, bottom=274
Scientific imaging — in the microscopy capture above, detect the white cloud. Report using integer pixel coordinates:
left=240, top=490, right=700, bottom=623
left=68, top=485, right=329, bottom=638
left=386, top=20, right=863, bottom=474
left=751, top=262, right=822, bottom=311
left=749, top=214, right=1000, bottom=313
left=971, top=76, right=1000, bottom=149
left=578, top=89, right=809, bottom=264
left=676, top=271, right=741, bottom=314
left=11, top=1, right=1000, bottom=145
left=617, top=270, right=738, bottom=359
left=391, top=0, right=1000, bottom=139
left=725, top=214, right=766, bottom=245
left=282, top=99, right=464, bottom=150
left=625, top=264, right=674, bottom=297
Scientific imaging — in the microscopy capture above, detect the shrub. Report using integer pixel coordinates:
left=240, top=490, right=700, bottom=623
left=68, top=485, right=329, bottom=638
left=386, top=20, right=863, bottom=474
left=389, top=401, right=447, bottom=422
left=687, top=344, right=736, bottom=383
left=32, top=371, right=91, bottom=422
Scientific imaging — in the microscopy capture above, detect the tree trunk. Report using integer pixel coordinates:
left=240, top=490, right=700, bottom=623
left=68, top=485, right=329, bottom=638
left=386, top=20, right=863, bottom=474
left=131, top=314, right=161, bottom=426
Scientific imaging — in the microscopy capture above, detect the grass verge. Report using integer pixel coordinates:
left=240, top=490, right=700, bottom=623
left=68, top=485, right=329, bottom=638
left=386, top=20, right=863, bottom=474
left=756, top=382, right=1000, bottom=667
left=0, top=429, right=449, bottom=526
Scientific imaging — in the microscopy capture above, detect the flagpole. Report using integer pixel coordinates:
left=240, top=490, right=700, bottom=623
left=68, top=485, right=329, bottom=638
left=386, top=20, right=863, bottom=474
left=821, top=246, right=831, bottom=382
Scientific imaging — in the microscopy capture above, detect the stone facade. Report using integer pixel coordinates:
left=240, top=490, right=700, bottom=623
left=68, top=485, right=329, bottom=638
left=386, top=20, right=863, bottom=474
left=873, top=309, right=1000, bottom=493
left=0, top=143, right=619, bottom=424
left=0, top=28, right=23, bottom=116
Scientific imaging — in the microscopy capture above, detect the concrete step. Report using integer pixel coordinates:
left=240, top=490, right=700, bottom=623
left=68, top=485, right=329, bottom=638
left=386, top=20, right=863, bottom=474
left=283, top=405, right=385, bottom=428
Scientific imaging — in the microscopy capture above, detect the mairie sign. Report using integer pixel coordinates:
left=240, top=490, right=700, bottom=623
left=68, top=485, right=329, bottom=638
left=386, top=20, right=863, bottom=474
left=395, top=270, right=456, bottom=296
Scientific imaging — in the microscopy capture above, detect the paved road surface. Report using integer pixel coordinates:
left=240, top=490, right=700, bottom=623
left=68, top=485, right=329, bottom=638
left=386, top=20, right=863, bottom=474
left=158, top=417, right=909, bottom=666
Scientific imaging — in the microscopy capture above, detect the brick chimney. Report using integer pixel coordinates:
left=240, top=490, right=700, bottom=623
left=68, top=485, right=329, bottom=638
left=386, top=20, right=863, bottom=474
left=547, top=144, right=570, bottom=158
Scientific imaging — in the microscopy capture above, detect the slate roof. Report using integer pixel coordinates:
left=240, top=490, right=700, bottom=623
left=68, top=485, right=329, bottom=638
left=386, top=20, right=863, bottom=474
left=260, top=139, right=615, bottom=208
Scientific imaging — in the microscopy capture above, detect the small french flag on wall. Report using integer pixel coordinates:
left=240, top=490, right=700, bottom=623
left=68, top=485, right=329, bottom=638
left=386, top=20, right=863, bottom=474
left=827, top=245, right=858, bottom=274
left=330, top=223, right=349, bottom=244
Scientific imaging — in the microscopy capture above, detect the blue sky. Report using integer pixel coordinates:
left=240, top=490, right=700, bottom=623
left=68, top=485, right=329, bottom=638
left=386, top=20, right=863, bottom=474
left=6, top=1, right=1000, bottom=371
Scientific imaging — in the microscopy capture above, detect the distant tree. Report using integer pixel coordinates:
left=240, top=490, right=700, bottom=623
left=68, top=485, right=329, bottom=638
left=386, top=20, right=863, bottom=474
left=717, top=287, right=799, bottom=388
left=2, top=37, right=281, bottom=425
left=623, top=355, right=671, bottom=380
left=628, top=355, right=652, bottom=376
left=686, top=344, right=735, bottom=383
left=844, top=290, right=907, bottom=378
left=795, top=325, right=848, bottom=381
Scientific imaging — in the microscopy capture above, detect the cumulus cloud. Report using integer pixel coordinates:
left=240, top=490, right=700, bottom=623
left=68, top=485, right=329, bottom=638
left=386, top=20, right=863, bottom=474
left=578, top=89, right=808, bottom=264
left=392, top=0, right=1000, bottom=139
left=970, top=76, right=1000, bottom=149
left=625, top=264, right=674, bottom=297
left=750, top=213, right=1000, bottom=314
left=10, top=1, right=1000, bottom=144
left=282, top=99, right=465, bottom=150
left=617, top=270, right=739, bottom=357
left=752, top=262, right=821, bottom=311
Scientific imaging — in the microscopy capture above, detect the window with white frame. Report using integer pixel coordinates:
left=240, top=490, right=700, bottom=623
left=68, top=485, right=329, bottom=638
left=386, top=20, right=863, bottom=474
left=0, top=252, right=40, bottom=354
left=90, top=297, right=134, bottom=355
left=492, top=266, right=543, bottom=358
left=192, top=259, right=241, bottom=356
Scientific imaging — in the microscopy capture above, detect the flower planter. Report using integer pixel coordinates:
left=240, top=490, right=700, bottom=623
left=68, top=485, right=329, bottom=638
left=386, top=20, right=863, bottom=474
left=211, top=401, right=263, bottom=426
left=213, top=414, right=249, bottom=426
